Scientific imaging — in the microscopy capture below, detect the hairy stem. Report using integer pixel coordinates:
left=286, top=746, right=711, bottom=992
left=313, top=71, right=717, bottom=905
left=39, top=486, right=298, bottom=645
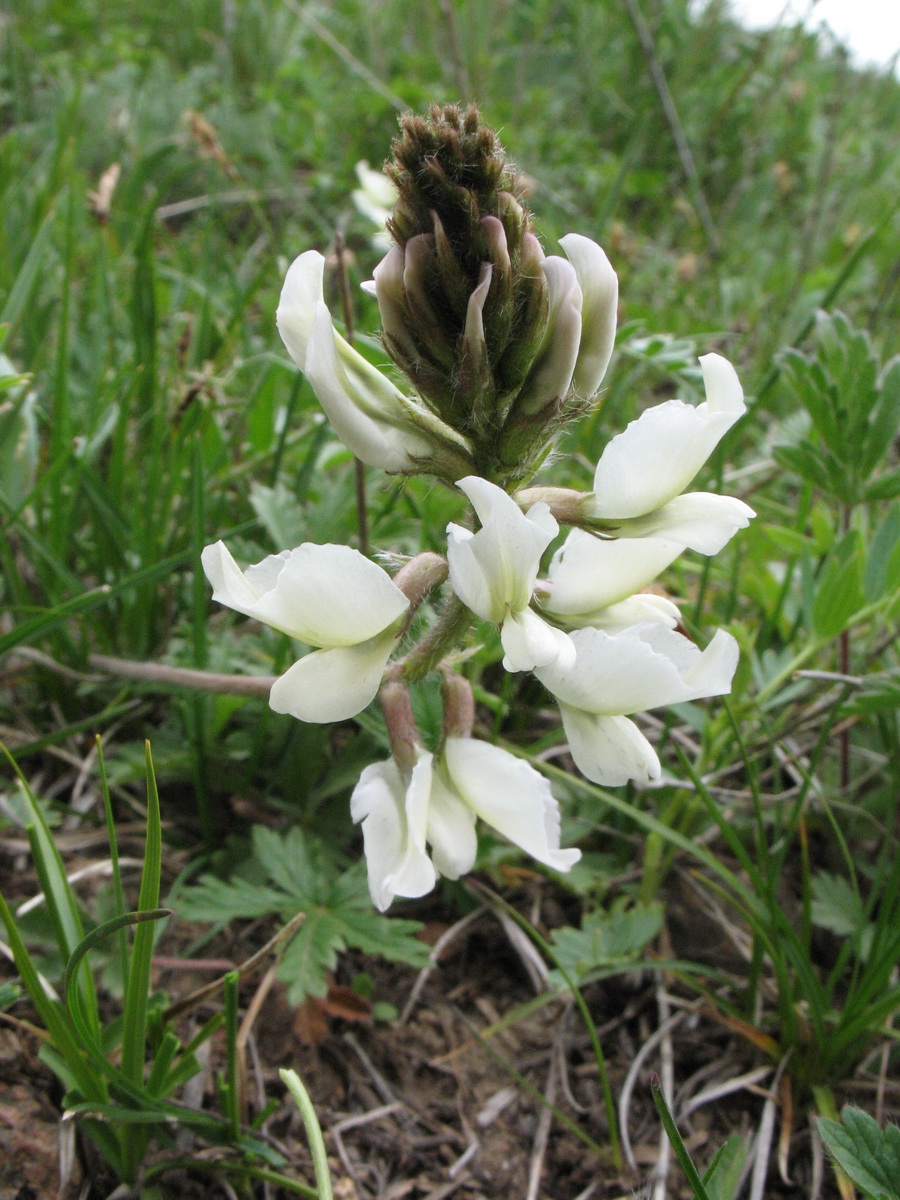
left=399, top=594, right=472, bottom=683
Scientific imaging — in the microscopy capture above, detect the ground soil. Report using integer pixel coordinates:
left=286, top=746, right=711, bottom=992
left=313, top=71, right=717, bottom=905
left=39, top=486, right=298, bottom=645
left=1, top=823, right=894, bottom=1200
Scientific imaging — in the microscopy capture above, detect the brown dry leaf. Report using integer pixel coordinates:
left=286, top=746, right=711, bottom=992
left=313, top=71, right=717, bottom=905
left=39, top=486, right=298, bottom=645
left=293, top=996, right=329, bottom=1046
left=321, top=984, right=372, bottom=1023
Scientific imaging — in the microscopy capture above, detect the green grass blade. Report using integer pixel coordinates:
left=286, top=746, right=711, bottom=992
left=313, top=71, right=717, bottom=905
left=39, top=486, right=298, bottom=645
left=651, top=1074, right=713, bottom=1200
left=120, top=741, right=164, bottom=1085
left=96, top=737, right=130, bottom=992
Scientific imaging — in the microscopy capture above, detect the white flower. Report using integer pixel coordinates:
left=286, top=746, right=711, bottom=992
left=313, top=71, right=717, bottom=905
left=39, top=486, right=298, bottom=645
left=351, top=160, right=397, bottom=250
left=516, top=233, right=619, bottom=415
left=201, top=540, right=409, bottom=723
left=559, top=234, right=618, bottom=400
left=584, top=353, right=754, bottom=553
left=351, top=738, right=581, bottom=911
left=446, top=476, right=576, bottom=673
left=535, top=624, right=739, bottom=787
left=543, top=529, right=684, bottom=622
left=276, top=251, right=468, bottom=473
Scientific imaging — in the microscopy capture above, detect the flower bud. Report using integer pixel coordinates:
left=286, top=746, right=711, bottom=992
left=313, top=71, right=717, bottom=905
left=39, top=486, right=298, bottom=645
left=370, top=105, right=619, bottom=486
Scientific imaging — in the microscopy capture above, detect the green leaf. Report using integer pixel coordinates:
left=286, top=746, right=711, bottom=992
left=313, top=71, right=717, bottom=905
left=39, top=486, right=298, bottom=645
left=864, top=467, right=900, bottom=502
left=811, top=873, right=863, bottom=936
left=811, top=529, right=865, bottom=639
left=177, top=828, right=428, bottom=1005
left=818, top=1108, right=900, bottom=1200
left=842, top=669, right=900, bottom=716
left=120, top=744, right=164, bottom=1086
left=176, top=876, right=291, bottom=922
left=864, top=504, right=900, bottom=601
left=702, top=1132, right=749, bottom=1200
left=548, top=901, right=663, bottom=982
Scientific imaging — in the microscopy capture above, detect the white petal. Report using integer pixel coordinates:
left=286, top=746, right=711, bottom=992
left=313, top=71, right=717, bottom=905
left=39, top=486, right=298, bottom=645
left=443, top=739, right=581, bottom=873
left=635, top=625, right=740, bottom=704
left=445, top=522, right=494, bottom=621
left=545, top=529, right=682, bottom=616
left=448, top=477, right=558, bottom=617
left=202, top=541, right=290, bottom=624
left=268, top=630, right=398, bottom=723
left=537, top=625, right=738, bottom=716
left=699, top=352, right=745, bottom=416
left=614, top=492, right=755, bottom=554
left=590, top=354, right=746, bottom=519
left=558, top=705, right=661, bottom=787
left=463, top=263, right=492, bottom=368
left=248, top=543, right=408, bottom=647
left=374, top=245, right=418, bottom=361
left=276, top=251, right=325, bottom=370
left=500, top=607, right=576, bottom=673
left=561, top=592, right=680, bottom=633
left=350, top=756, right=436, bottom=911
left=516, top=256, right=583, bottom=414
left=305, top=304, right=430, bottom=472
left=426, top=772, right=478, bottom=880
left=559, top=234, right=618, bottom=399
left=353, top=161, right=397, bottom=210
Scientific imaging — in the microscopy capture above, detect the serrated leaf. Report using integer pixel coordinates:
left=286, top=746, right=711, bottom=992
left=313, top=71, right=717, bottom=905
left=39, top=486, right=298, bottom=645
left=336, top=909, right=430, bottom=968
left=811, top=873, right=864, bottom=937
left=818, top=1108, right=900, bottom=1200
left=176, top=876, right=291, bottom=922
left=251, top=825, right=317, bottom=901
left=549, top=901, right=663, bottom=980
left=277, top=909, right=346, bottom=1001
left=177, top=827, right=427, bottom=1005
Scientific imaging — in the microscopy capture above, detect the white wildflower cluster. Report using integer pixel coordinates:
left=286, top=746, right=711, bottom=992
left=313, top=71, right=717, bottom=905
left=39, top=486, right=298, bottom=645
left=203, top=106, right=753, bottom=910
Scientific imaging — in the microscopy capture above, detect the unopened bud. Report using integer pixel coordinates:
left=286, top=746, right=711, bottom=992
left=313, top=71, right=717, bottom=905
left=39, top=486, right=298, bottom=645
left=441, top=670, right=475, bottom=740
left=379, top=679, right=420, bottom=773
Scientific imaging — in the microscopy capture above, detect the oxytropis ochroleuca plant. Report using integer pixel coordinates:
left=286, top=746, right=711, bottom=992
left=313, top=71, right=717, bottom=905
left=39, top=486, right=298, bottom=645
left=202, top=106, right=754, bottom=910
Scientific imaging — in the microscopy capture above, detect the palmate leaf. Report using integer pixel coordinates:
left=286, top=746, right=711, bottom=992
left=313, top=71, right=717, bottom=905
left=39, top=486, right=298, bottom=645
left=548, top=900, right=663, bottom=983
left=818, top=1107, right=900, bottom=1200
left=177, top=828, right=429, bottom=1004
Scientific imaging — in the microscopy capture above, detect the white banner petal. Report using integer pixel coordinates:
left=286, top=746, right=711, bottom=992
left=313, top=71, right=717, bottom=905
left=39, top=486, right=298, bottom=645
left=276, top=251, right=325, bottom=370
left=305, top=304, right=429, bottom=473
left=443, top=739, right=581, bottom=872
left=589, top=353, right=746, bottom=519
left=251, top=543, right=408, bottom=648
left=450, top=476, right=558, bottom=617
left=545, top=529, right=682, bottom=616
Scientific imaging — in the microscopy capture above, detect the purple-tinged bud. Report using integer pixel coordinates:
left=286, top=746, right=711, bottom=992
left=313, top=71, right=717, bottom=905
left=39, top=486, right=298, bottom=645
left=441, top=670, right=475, bottom=740
left=379, top=679, right=420, bottom=774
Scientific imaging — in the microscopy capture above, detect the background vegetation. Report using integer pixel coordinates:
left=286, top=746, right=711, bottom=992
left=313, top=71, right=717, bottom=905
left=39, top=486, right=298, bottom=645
left=1, top=0, right=899, bottom=1197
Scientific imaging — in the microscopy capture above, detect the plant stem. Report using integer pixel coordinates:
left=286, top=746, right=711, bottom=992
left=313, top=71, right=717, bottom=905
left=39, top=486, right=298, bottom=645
left=399, top=593, right=472, bottom=683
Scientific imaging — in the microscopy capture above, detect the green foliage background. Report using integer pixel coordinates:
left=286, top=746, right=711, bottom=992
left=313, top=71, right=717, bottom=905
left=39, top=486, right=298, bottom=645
left=1, top=2, right=900, bottom=1178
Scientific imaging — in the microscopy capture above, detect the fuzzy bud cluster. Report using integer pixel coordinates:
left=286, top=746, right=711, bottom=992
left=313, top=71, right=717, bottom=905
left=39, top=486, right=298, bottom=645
left=370, top=105, right=612, bottom=482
